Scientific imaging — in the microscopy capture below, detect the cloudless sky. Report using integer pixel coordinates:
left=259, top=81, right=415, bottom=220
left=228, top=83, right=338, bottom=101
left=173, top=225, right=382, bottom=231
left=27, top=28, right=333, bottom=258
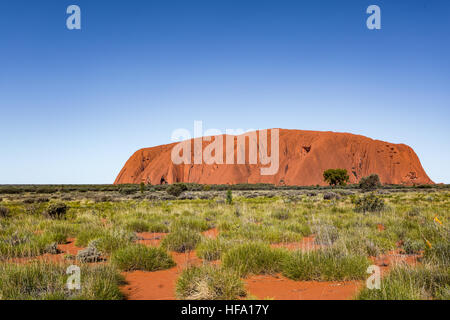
left=0, top=0, right=449, bottom=184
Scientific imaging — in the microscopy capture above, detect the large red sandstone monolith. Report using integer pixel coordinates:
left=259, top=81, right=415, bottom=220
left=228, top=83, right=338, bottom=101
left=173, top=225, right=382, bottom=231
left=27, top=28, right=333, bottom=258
left=114, top=129, right=433, bottom=186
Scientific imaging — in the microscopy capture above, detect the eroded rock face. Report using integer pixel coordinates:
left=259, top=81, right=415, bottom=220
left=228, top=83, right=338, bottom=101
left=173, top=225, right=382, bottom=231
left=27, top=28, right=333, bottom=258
left=114, top=129, right=433, bottom=186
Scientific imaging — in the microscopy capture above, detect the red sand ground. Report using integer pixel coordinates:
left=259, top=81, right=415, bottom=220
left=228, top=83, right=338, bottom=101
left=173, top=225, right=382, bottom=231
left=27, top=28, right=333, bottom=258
left=122, top=230, right=361, bottom=300
left=10, top=237, right=84, bottom=264
left=7, top=229, right=422, bottom=300
left=114, top=129, right=433, bottom=186
left=245, top=275, right=362, bottom=300
left=136, top=232, right=168, bottom=246
left=120, top=250, right=203, bottom=300
left=202, top=227, right=219, bottom=239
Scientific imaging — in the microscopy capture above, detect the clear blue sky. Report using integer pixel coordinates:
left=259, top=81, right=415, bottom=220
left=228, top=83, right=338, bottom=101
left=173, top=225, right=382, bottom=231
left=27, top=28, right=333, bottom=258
left=0, top=0, right=449, bottom=184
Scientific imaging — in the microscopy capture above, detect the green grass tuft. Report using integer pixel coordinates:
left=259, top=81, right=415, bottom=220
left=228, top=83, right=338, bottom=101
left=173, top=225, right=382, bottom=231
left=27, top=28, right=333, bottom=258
left=111, top=245, right=175, bottom=271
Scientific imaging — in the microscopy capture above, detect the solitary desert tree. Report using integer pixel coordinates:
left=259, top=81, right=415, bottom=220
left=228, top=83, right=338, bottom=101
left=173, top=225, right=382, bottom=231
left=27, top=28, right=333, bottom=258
left=359, top=174, right=381, bottom=191
left=323, top=169, right=350, bottom=186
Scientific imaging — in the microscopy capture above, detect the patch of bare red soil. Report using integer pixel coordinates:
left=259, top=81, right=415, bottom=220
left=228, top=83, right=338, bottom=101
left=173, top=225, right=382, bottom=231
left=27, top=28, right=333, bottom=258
left=8, top=238, right=84, bottom=264
left=271, top=236, right=322, bottom=251
left=202, top=228, right=219, bottom=239
left=371, top=250, right=422, bottom=276
left=245, top=274, right=362, bottom=300
left=135, top=232, right=168, bottom=246
left=120, top=250, right=204, bottom=300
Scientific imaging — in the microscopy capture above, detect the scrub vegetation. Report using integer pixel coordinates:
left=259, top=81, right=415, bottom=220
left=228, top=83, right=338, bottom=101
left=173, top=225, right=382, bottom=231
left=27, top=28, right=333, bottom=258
left=0, top=184, right=448, bottom=300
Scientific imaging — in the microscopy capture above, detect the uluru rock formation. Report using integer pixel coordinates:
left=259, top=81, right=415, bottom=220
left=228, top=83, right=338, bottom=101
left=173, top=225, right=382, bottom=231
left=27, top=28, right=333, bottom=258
left=114, top=129, right=433, bottom=186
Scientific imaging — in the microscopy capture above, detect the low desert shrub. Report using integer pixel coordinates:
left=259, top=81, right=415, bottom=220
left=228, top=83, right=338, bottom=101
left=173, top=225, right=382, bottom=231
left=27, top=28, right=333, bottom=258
left=166, top=183, right=188, bottom=197
left=111, top=245, right=175, bottom=271
left=323, top=192, right=340, bottom=200
left=176, top=265, right=245, bottom=300
left=353, top=193, right=385, bottom=213
left=359, top=174, right=381, bottom=191
left=76, top=240, right=103, bottom=263
left=45, top=203, right=68, bottom=219
left=226, top=190, right=233, bottom=204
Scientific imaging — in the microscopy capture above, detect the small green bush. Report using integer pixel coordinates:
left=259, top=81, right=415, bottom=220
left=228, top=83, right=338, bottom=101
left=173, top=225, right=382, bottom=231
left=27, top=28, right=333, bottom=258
left=353, top=193, right=385, bottom=213
left=323, top=169, right=349, bottom=186
left=166, top=183, right=188, bottom=197
left=176, top=265, right=245, bottom=300
left=323, top=192, right=340, bottom=200
left=226, top=190, right=233, bottom=204
left=359, top=174, right=381, bottom=191
left=111, top=245, right=175, bottom=271
left=45, top=203, right=68, bottom=219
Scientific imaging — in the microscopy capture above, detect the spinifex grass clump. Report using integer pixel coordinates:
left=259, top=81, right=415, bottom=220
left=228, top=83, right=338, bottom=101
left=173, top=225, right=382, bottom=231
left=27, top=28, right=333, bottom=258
left=271, top=209, right=291, bottom=220
left=171, top=216, right=212, bottom=232
left=220, top=223, right=302, bottom=243
left=0, top=262, right=124, bottom=300
left=196, top=238, right=233, bottom=261
left=0, top=231, right=55, bottom=259
left=124, top=219, right=150, bottom=232
left=94, top=229, right=137, bottom=254
left=281, top=248, right=370, bottom=281
left=161, top=228, right=202, bottom=252
left=222, top=242, right=289, bottom=276
left=176, top=265, right=245, bottom=300
left=111, top=245, right=175, bottom=271
left=357, top=264, right=450, bottom=300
